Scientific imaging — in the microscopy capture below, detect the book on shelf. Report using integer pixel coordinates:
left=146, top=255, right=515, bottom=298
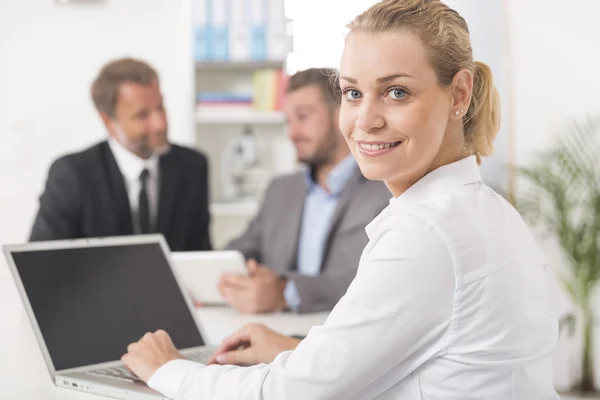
left=196, top=92, right=252, bottom=112
left=196, top=70, right=287, bottom=115
left=252, top=68, right=287, bottom=112
left=197, top=92, right=253, bottom=103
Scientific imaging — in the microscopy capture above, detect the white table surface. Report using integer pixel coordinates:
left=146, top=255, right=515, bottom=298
left=0, top=259, right=328, bottom=400
left=0, top=260, right=591, bottom=400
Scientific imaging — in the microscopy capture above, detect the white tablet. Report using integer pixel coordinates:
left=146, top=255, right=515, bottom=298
left=170, top=250, right=248, bottom=305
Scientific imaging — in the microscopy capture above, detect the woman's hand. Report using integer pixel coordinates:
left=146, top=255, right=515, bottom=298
left=209, top=323, right=301, bottom=366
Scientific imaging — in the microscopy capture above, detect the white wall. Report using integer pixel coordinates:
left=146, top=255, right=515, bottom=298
left=506, top=0, right=600, bottom=389
left=0, top=0, right=195, bottom=262
left=284, top=0, right=377, bottom=72
left=507, top=0, right=600, bottom=163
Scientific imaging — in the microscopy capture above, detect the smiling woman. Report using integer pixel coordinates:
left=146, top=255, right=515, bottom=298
left=287, top=0, right=512, bottom=197
left=121, top=1, right=558, bottom=399
left=339, top=1, right=500, bottom=196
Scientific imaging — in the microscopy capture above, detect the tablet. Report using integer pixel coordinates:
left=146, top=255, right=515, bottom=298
left=170, top=250, right=248, bottom=305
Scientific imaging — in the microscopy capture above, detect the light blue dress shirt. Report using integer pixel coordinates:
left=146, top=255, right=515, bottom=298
left=284, top=155, right=357, bottom=311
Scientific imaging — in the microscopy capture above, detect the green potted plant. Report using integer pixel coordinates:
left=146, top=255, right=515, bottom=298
left=518, top=115, right=600, bottom=393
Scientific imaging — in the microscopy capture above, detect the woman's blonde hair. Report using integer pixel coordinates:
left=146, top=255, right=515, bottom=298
left=347, top=0, right=500, bottom=164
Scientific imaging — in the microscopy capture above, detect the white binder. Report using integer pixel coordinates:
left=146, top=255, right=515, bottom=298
left=229, top=0, right=251, bottom=61
left=266, top=0, right=287, bottom=62
left=249, top=0, right=267, bottom=60
left=192, top=0, right=209, bottom=61
left=210, top=0, right=229, bottom=60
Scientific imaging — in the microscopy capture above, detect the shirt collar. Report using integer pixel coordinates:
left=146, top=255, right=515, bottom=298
left=366, top=155, right=482, bottom=238
left=303, top=154, right=357, bottom=196
left=108, top=138, right=159, bottom=183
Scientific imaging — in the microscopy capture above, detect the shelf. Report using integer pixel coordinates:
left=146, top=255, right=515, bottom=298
left=196, top=110, right=285, bottom=125
left=196, top=60, right=285, bottom=70
left=210, top=201, right=259, bottom=217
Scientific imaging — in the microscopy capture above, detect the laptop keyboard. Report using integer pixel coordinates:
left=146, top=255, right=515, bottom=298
left=87, top=347, right=215, bottom=382
left=185, top=346, right=215, bottom=363
left=88, top=366, right=141, bottom=382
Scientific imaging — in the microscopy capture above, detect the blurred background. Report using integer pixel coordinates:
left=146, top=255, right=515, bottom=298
left=1, top=0, right=600, bottom=394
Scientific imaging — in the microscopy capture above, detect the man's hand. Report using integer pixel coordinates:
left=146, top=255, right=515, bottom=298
left=208, top=323, right=301, bottom=366
left=121, top=330, right=182, bottom=383
left=218, top=259, right=287, bottom=314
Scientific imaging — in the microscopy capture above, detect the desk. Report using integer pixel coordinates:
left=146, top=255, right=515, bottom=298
left=2, top=262, right=588, bottom=400
left=0, top=262, right=328, bottom=400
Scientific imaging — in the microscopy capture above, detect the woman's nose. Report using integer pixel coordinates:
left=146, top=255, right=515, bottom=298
left=355, top=100, right=385, bottom=133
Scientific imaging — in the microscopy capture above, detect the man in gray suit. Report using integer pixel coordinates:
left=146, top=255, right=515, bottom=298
left=219, top=68, right=390, bottom=314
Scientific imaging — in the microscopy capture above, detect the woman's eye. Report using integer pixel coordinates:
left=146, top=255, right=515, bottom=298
left=344, top=89, right=362, bottom=100
left=388, top=88, right=408, bottom=100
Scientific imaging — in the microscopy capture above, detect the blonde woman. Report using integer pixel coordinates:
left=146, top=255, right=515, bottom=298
left=123, top=0, right=559, bottom=398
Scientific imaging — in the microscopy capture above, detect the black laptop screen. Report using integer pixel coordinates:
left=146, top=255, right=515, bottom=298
left=12, top=242, right=204, bottom=371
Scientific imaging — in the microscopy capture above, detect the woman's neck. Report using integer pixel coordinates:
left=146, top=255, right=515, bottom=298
left=386, top=148, right=472, bottom=198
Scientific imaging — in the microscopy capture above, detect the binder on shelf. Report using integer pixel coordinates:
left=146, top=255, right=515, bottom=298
left=249, top=0, right=267, bottom=60
left=267, top=0, right=287, bottom=61
left=192, top=0, right=209, bottom=61
left=209, top=0, right=229, bottom=60
left=229, top=0, right=251, bottom=61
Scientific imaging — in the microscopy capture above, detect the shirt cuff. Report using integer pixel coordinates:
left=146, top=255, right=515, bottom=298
left=147, top=359, right=204, bottom=399
left=283, top=279, right=301, bottom=312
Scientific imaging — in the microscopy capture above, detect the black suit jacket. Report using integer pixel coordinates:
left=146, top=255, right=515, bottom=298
left=30, top=141, right=212, bottom=251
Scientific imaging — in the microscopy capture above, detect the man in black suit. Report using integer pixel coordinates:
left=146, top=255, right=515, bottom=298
left=30, top=58, right=212, bottom=251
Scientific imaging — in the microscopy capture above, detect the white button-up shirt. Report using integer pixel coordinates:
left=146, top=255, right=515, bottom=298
left=148, top=155, right=559, bottom=400
left=108, top=138, right=159, bottom=232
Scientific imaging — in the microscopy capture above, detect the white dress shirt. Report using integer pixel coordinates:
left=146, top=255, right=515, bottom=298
left=108, top=138, right=160, bottom=233
left=148, top=155, right=559, bottom=400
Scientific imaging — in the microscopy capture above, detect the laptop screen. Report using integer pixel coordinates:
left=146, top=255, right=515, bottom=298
left=11, top=242, right=205, bottom=371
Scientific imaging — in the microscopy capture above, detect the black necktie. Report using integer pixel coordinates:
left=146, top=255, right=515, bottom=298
left=138, top=169, right=151, bottom=234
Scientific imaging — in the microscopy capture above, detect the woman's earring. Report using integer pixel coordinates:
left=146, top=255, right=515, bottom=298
left=454, top=110, right=460, bottom=116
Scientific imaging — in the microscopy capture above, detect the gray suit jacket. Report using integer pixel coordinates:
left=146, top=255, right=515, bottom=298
left=226, top=167, right=390, bottom=313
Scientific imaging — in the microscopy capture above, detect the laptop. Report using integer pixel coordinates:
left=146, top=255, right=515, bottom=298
left=171, top=250, right=248, bottom=305
left=3, top=234, right=214, bottom=400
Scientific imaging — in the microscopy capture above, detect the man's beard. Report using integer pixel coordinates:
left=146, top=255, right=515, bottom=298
left=114, top=123, right=153, bottom=159
left=300, top=117, right=339, bottom=169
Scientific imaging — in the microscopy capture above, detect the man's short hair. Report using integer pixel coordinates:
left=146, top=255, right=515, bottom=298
left=91, top=58, right=159, bottom=118
left=287, top=68, right=341, bottom=107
